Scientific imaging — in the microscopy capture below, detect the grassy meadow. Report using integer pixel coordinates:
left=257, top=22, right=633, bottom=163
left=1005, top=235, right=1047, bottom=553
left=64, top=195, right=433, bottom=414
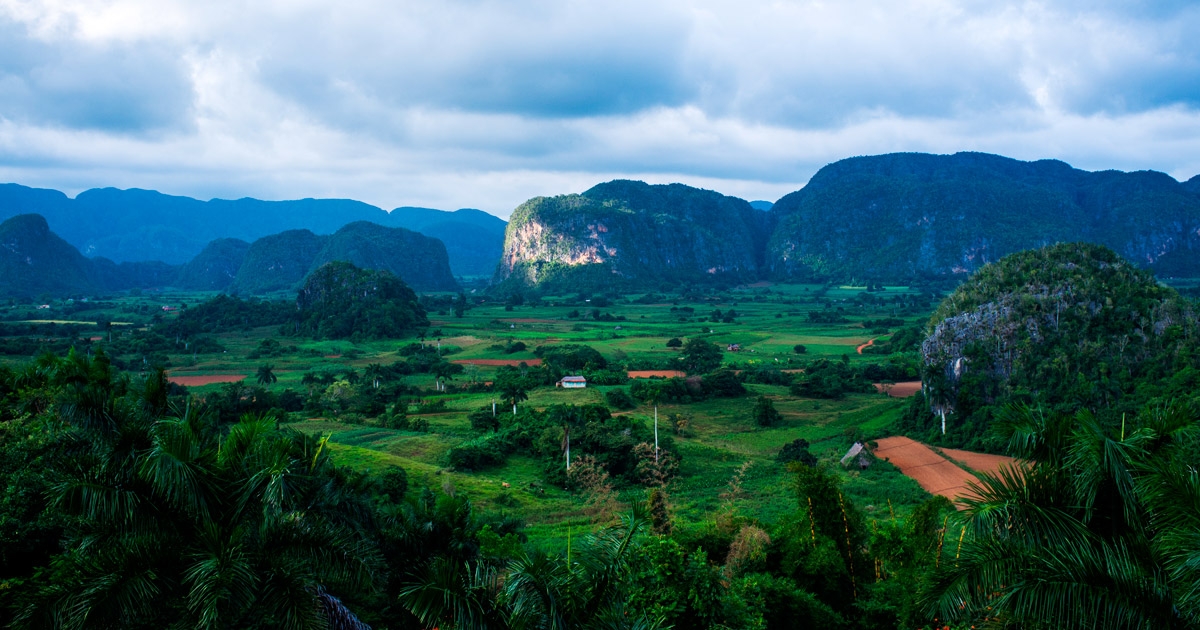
left=0, top=282, right=937, bottom=547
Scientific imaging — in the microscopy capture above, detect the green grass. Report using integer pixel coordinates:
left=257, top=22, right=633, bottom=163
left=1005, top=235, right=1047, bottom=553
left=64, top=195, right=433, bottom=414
left=4, top=286, right=943, bottom=543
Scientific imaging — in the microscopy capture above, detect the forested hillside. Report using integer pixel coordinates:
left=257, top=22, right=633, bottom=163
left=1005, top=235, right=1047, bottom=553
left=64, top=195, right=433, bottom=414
left=767, top=152, right=1200, bottom=282
left=0, top=214, right=100, bottom=297
left=496, top=180, right=771, bottom=291
left=901, top=242, right=1200, bottom=450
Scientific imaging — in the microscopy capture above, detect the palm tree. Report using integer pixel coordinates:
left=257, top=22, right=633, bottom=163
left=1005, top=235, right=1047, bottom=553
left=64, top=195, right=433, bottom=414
left=24, top=405, right=383, bottom=629
left=365, top=363, right=385, bottom=390
left=921, top=404, right=1199, bottom=628
left=502, top=504, right=665, bottom=629
left=644, top=384, right=664, bottom=463
left=301, top=371, right=319, bottom=395
left=398, top=504, right=665, bottom=630
left=255, top=363, right=277, bottom=386
left=498, top=379, right=529, bottom=416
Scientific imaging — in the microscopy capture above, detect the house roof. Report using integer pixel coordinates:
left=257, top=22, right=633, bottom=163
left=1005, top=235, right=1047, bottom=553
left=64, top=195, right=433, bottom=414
left=840, top=442, right=866, bottom=466
left=560, top=376, right=587, bottom=382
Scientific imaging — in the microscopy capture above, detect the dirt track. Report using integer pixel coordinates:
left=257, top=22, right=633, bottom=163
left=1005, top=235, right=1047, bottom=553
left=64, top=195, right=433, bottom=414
left=168, top=374, right=246, bottom=386
left=873, top=436, right=1016, bottom=505
left=856, top=337, right=876, bottom=354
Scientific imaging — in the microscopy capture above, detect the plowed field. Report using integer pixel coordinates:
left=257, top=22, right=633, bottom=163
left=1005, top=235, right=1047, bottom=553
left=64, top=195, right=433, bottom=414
left=168, top=374, right=246, bottom=386
left=873, top=436, right=1017, bottom=505
left=873, top=381, right=922, bottom=397
left=452, top=359, right=543, bottom=366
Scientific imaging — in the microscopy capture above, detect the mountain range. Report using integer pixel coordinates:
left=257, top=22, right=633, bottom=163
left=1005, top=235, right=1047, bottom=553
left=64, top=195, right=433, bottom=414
left=0, top=185, right=505, bottom=277
left=0, top=215, right=457, bottom=298
left=5, top=151, right=1200, bottom=298
left=501, top=152, right=1200, bottom=288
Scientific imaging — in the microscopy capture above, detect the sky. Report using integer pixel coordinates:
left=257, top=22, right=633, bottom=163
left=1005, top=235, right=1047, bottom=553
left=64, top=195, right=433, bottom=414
left=1, top=0, right=1198, bottom=218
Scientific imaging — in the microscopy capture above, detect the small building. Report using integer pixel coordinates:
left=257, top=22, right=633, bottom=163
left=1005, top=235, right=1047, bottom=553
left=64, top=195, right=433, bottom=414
left=840, top=442, right=872, bottom=470
left=557, top=376, right=587, bottom=389
left=727, top=343, right=741, bottom=352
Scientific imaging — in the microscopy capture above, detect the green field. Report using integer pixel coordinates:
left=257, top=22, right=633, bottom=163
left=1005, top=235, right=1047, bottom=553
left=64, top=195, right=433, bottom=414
left=0, top=283, right=936, bottom=546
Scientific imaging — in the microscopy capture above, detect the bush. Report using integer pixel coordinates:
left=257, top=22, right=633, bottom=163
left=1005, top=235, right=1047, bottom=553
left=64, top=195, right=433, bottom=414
left=469, top=407, right=501, bottom=432
left=777, top=438, right=817, bottom=466
left=447, top=434, right=510, bottom=471
left=751, top=396, right=781, bottom=427
left=665, top=337, right=683, bottom=348
left=702, top=368, right=746, bottom=398
left=605, top=388, right=637, bottom=410
left=378, top=467, right=408, bottom=503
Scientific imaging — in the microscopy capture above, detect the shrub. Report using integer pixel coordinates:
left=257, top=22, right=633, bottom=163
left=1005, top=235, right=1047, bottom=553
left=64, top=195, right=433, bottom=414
left=605, top=388, right=637, bottom=410
left=751, top=396, right=781, bottom=427
left=777, top=438, right=817, bottom=466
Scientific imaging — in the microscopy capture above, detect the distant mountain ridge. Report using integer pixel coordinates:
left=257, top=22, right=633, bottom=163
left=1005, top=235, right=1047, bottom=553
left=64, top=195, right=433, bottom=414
left=0, top=184, right=506, bottom=277
left=767, top=152, right=1200, bottom=281
left=495, top=153, right=1200, bottom=290
left=0, top=214, right=457, bottom=298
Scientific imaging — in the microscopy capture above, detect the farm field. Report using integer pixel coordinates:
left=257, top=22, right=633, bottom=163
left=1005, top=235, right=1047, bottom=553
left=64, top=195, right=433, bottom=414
left=873, top=436, right=1020, bottom=504
left=0, top=282, right=944, bottom=546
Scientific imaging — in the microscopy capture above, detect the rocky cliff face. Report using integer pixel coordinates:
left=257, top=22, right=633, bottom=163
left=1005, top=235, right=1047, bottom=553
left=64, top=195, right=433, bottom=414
left=495, top=180, right=769, bottom=290
left=767, top=152, right=1200, bottom=282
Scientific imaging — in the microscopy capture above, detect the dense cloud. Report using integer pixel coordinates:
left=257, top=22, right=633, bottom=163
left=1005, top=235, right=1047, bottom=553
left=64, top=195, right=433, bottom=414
left=0, top=0, right=1197, bottom=215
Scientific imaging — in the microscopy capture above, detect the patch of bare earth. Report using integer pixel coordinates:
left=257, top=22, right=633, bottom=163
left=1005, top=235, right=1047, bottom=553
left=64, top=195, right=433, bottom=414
left=939, top=448, right=1022, bottom=477
left=873, top=381, right=922, bottom=398
left=627, top=370, right=686, bottom=378
left=168, top=374, right=246, bottom=386
left=873, top=436, right=1016, bottom=506
left=452, top=359, right=544, bottom=366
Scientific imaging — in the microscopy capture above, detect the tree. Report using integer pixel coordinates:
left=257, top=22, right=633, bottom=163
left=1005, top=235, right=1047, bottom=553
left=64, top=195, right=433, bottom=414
left=497, top=377, right=529, bottom=415
left=365, top=363, right=385, bottom=389
left=793, top=344, right=807, bottom=354
left=921, top=404, right=1200, bottom=628
left=255, top=363, right=277, bottom=386
left=751, top=395, right=781, bottom=427
left=665, top=337, right=682, bottom=348
left=24, top=408, right=382, bottom=629
left=681, top=338, right=723, bottom=374
left=431, top=361, right=464, bottom=392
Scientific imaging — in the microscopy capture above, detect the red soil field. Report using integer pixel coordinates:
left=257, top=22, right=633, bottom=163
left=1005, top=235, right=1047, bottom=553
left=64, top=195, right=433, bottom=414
left=872, top=436, right=1016, bottom=505
left=873, top=381, right=922, bottom=397
left=168, top=374, right=246, bottom=386
left=940, top=448, right=1024, bottom=477
left=627, top=370, right=687, bottom=378
left=452, top=359, right=544, bottom=366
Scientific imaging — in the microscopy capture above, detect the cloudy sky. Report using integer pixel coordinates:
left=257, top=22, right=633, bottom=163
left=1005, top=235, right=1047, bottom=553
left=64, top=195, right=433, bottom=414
left=1, top=0, right=1198, bottom=217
